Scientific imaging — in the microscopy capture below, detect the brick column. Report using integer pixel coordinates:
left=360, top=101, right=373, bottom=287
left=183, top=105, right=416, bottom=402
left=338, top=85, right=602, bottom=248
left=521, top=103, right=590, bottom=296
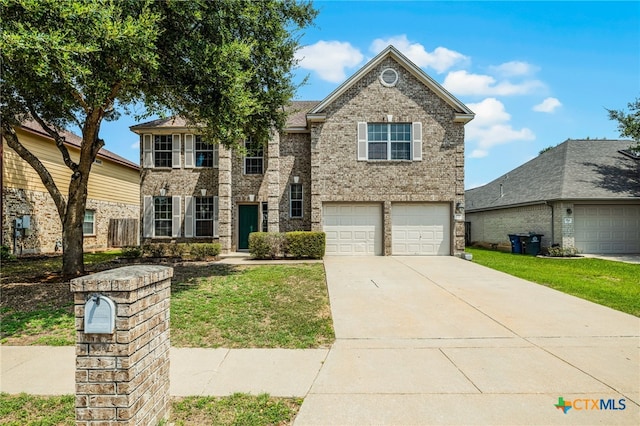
left=70, top=265, right=172, bottom=425
left=218, top=145, right=233, bottom=252
left=267, top=130, right=281, bottom=233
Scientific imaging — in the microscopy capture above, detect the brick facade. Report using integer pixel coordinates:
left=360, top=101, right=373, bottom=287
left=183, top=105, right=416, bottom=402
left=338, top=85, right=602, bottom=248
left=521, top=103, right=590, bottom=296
left=135, top=47, right=473, bottom=255
left=2, top=187, right=139, bottom=254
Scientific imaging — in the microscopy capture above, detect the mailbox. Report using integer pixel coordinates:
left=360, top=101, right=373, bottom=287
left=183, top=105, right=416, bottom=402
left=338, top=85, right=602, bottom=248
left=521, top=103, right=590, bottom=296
left=84, top=294, right=116, bottom=334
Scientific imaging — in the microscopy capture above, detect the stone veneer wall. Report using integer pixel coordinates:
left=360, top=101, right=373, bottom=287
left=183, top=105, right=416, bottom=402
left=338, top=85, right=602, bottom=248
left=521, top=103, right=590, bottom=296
left=310, top=57, right=466, bottom=254
left=2, top=187, right=138, bottom=254
left=466, top=203, right=553, bottom=248
left=71, top=265, right=172, bottom=425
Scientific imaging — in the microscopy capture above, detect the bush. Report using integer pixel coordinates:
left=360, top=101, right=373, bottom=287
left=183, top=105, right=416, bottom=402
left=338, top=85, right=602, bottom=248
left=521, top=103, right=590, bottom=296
left=249, top=232, right=286, bottom=259
left=546, top=246, right=580, bottom=257
left=167, top=243, right=187, bottom=258
left=143, top=243, right=166, bottom=258
left=189, top=243, right=221, bottom=260
left=1, top=245, right=15, bottom=261
left=286, top=231, right=325, bottom=259
left=249, top=231, right=325, bottom=259
left=120, top=246, right=142, bottom=258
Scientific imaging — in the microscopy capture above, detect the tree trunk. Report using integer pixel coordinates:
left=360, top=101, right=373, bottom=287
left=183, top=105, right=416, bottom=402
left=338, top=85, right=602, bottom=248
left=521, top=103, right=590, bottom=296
left=62, top=200, right=85, bottom=277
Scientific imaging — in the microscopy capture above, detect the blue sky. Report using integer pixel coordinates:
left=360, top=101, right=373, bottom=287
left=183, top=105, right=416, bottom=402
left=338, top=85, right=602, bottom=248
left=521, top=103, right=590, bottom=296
left=100, top=1, right=639, bottom=189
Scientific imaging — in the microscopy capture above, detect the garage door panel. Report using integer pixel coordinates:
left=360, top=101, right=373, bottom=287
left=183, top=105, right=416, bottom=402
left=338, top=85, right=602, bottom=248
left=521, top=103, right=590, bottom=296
left=324, top=203, right=382, bottom=256
left=575, top=204, right=640, bottom=254
left=392, top=203, right=450, bottom=255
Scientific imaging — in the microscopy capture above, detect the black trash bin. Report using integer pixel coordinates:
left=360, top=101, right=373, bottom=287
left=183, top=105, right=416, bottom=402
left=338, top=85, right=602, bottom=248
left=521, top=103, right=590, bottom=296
left=525, top=234, right=543, bottom=255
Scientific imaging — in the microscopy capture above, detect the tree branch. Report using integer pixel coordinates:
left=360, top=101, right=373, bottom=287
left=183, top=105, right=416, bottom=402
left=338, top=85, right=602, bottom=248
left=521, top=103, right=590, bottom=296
left=27, top=108, right=79, bottom=173
left=1, top=122, right=67, bottom=219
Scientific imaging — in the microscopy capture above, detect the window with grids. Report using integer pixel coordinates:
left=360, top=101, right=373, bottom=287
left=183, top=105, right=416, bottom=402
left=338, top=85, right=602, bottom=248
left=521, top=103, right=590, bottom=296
left=244, top=139, right=264, bottom=174
left=367, top=123, right=411, bottom=160
left=154, top=135, right=173, bottom=167
left=195, top=136, right=214, bottom=167
left=83, top=210, right=95, bottom=235
left=154, top=196, right=172, bottom=237
left=195, top=196, right=214, bottom=237
left=290, top=183, right=303, bottom=218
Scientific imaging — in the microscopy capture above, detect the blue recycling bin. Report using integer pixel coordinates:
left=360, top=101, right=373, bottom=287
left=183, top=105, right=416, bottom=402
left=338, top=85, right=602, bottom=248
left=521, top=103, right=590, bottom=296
left=508, top=234, right=524, bottom=254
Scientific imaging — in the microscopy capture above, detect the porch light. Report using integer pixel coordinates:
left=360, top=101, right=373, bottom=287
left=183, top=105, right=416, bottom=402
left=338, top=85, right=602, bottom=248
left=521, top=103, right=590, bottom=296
left=456, top=202, right=464, bottom=213
left=159, top=187, right=166, bottom=197
left=201, top=188, right=207, bottom=197
left=248, top=194, right=255, bottom=202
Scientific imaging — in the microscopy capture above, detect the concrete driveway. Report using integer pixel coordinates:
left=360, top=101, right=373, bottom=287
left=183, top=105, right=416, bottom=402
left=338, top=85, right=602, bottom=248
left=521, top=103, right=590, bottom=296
left=294, top=256, right=640, bottom=425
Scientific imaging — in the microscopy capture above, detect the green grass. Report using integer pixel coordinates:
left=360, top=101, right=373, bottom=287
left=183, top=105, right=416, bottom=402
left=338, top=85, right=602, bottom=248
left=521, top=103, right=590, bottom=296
left=467, top=248, right=640, bottom=316
left=0, top=393, right=302, bottom=426
left=0, top=306, right=75, bottom=345
left=171, top=264, right=334, bottom=348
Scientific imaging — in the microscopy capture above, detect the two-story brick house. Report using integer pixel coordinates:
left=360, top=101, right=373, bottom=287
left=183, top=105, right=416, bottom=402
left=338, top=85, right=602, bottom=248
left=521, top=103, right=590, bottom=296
left=132, top=46, right=474, bottom=256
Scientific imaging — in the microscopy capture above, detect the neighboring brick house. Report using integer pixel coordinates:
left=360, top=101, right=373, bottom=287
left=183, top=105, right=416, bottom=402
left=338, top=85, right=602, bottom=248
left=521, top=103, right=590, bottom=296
left=465, top=139, right=640, bottom=254
left=2, top=120, right=140, bottom=255
left=132, top=46, right=474, bottom=255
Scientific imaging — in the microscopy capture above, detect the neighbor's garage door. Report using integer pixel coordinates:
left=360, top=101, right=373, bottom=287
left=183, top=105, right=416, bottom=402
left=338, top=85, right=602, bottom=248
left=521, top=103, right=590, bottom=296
left=392, top=203, right=450, bottom=255
left=323, top=203, right=382, bottom=255
left=574, top=204, right=640, bottom=254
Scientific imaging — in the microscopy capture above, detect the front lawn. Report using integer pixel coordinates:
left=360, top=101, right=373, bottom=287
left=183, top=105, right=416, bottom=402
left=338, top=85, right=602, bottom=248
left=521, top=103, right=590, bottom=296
left=467, top=248, right=640, bottom=317
left=1, top=261, right=335, bottom=349
left=0, top=393, right=302, bottom=426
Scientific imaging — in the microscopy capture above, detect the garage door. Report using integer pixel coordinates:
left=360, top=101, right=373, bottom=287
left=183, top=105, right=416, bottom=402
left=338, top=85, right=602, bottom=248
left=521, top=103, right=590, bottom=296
left=323, top=203, right=382, bottom=255
left=392, top=203, right=450, bottom=255
left=575, top=204, right=640, bottom=254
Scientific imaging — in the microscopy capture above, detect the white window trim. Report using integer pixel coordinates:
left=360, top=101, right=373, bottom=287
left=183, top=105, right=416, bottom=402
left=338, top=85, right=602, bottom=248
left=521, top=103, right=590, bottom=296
left=290, top=183, right=303, bottom=218
left=83, top=209, right=96, bottom=236
left=243, top=139, right=264, bottom=174
left=185, top=195, right=219, bottom=238
left=357, top=122, right=422, bottom=161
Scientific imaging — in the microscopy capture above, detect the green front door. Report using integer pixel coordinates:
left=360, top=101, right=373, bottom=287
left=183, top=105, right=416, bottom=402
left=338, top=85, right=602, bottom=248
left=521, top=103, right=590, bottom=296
left=238, top=204, right=259, bottom=250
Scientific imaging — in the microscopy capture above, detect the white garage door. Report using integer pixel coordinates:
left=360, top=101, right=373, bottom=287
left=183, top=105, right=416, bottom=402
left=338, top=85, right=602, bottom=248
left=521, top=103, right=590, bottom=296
left=392, top=203, right=450, bottom=255
left=323, top=203, right=382, bottom=255
left=575, top=204, right=640, bottom=254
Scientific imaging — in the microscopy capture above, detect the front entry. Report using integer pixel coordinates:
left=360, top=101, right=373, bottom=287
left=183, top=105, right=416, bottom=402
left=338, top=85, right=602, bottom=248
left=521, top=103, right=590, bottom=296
left=238, top=204, right=259, bottom=250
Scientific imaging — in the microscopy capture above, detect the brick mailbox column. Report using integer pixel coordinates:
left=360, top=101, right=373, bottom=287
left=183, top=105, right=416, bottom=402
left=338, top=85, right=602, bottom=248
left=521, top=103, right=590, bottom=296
left=70, top=265, right=173, bottom=425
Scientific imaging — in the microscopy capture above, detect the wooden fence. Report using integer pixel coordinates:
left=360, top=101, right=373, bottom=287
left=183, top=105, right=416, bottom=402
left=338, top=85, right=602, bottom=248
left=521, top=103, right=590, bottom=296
left=108, top=218, right=139, bottom=247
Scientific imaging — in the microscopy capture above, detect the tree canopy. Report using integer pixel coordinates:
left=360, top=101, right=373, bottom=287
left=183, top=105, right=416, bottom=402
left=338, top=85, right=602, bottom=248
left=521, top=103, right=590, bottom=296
left=607, top=98, right=640, bottom=150
left=1, top=0, right=317, bottom=276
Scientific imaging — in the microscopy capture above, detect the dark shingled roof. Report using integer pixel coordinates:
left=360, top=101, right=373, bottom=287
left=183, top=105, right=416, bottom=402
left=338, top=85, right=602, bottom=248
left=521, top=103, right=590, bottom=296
left=130, top=101, right=321, bottom=131
left=19, top=120, right=139, bottom=170
left=466, top=139, right=640, bottom=211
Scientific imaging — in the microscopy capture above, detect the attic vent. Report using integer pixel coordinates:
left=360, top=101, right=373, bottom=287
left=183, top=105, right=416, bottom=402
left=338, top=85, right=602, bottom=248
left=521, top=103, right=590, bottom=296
left=380, top=68, right=398, bottom=87
left=94, top=159, right=103, bottom=165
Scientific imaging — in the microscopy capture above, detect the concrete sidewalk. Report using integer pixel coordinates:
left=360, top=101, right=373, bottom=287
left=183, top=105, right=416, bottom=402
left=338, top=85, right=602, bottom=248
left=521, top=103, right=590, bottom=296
left=2, top=255, right=639, bottom=425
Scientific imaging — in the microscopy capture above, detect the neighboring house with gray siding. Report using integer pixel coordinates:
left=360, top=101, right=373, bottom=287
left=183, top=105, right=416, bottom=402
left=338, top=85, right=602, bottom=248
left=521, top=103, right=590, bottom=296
left=132, top=46, right=474, bottom=256
left=465, top=139, right=640, bottom=254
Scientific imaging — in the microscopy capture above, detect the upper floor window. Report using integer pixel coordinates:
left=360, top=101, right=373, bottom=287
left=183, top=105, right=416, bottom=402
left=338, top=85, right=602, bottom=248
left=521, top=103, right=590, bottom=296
left=154, top=196, right=172, bottom=237
left=367, top=123, right=411, bottom=160
left=244, top=139, right=264, bottom=174
left=290, top=184, right=303, bottom=218
left=83, top=210, right=95, bottom=235
left=154, top=135, right=173, bottom=167
left=357, top=122, right=422, bottom=162
left=195, top=136, right=214, bottom=167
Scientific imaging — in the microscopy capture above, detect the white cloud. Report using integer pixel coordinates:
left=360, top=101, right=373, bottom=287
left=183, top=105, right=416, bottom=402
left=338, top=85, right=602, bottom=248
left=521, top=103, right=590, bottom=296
left=443, top=70, right=544, bottom=96
left=295, top=41, right=364, bottom=83
left=370, top=35, right=468, bottom=73
left=466, top=98, right=535, bottom=158
left=489, top=61, right=539, bottom=77
left=131, top=141, right=139, bottom=150
left=533, top=97, right=562, bottom=113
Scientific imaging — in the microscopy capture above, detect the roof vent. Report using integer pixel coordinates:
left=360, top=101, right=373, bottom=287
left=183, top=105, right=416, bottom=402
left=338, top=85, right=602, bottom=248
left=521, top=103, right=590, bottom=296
left=380, top=68, right=398, bottom=87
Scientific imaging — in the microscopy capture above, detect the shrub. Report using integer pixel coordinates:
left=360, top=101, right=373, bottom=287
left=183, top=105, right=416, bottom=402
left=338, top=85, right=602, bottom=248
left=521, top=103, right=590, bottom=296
left=143, top=243, right=166, bottom=258
left=189, top=243, right=221, bottom=260
left=120, top=246, right=142, bottom=258
left=286, top=231, right=325, bottom=259
left=1, top=245, right=15, bottom=261
left=167, top=243, right=187, bottom=258
left=249, top=232, right=286, bottom=259
left=546, top=246, right=580, bottom=257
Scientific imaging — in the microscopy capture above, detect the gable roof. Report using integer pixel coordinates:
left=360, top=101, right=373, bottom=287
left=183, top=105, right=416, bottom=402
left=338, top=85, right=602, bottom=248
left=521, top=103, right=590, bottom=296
left=465, top=139, right=640, bottom=212
left=308, top=45, right=474, bottom=123
left=19, top=120, right=139, bottom=170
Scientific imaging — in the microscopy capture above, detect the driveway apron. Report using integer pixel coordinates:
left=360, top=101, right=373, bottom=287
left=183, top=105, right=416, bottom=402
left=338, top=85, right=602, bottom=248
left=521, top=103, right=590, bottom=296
left=294, top=256, right=640, bottom=425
